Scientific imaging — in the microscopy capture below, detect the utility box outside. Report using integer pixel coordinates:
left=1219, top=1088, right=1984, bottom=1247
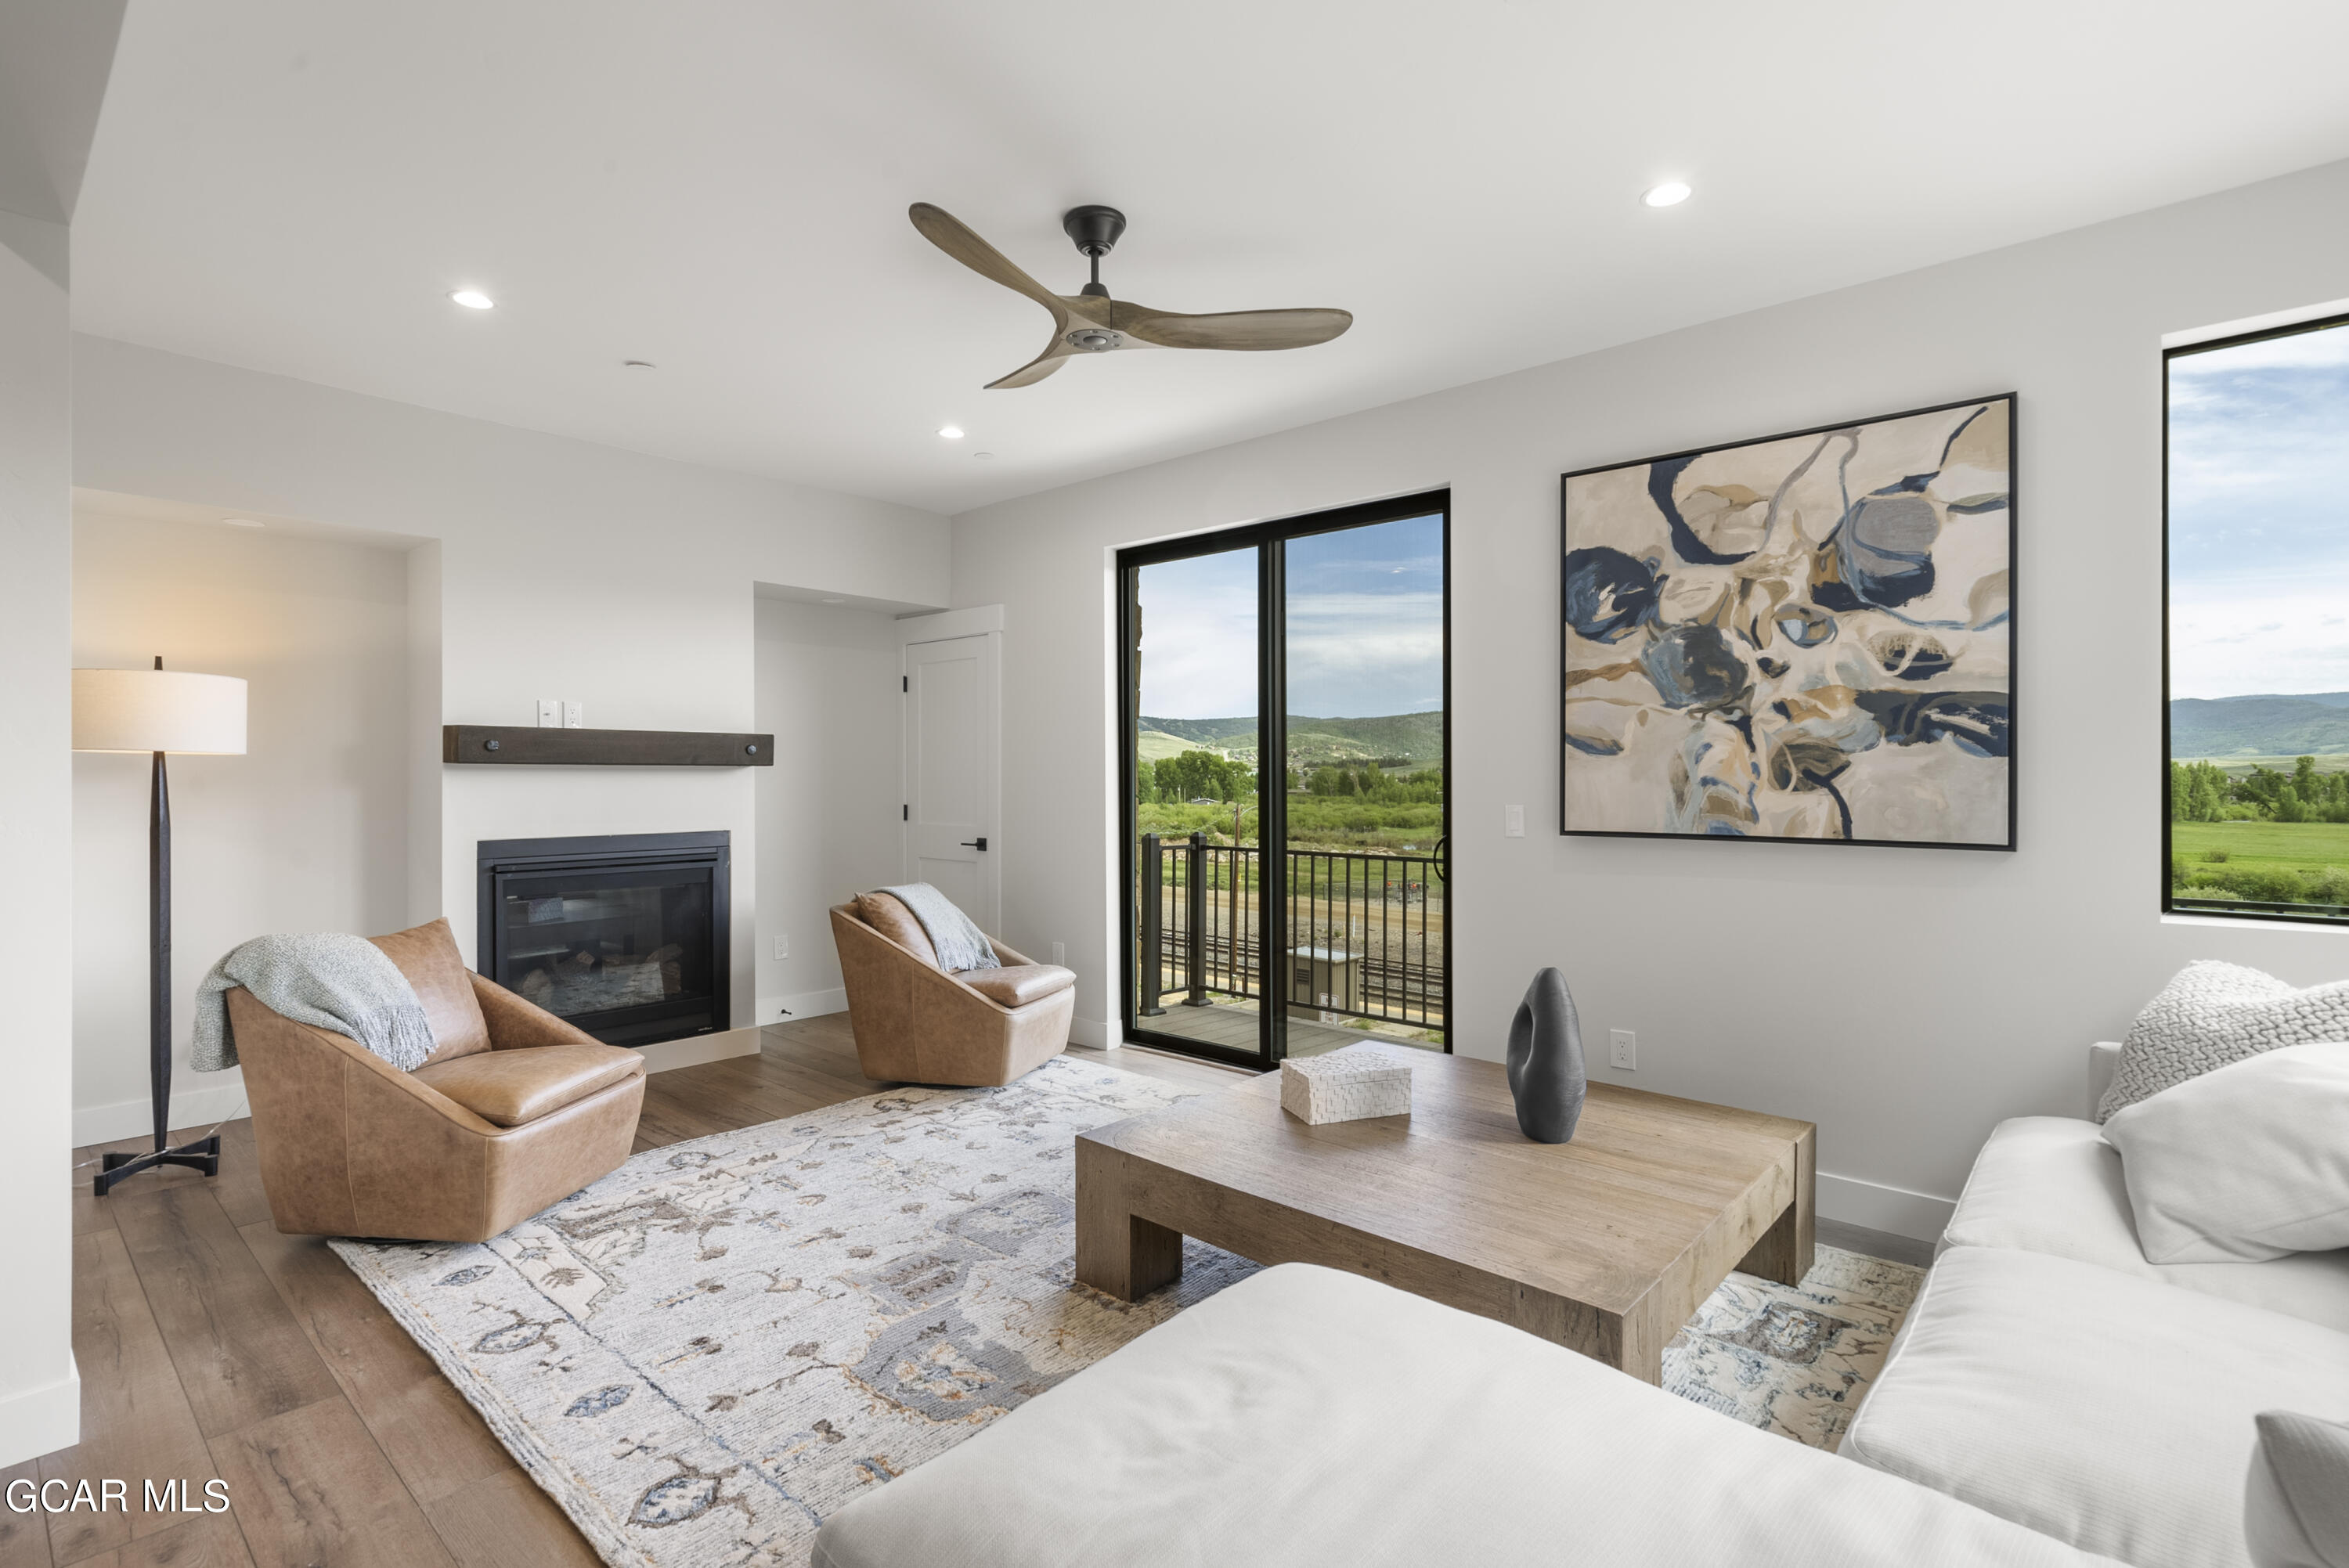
left=1286, top=946, right=1359, bottom=1019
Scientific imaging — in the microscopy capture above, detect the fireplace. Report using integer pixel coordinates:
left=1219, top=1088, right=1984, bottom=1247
left=475, top=831, right=730, bottom=1047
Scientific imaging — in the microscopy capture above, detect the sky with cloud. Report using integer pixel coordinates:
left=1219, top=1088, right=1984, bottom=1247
left=2168, top=320, right=2349, bottom=699
left=1136, top=513, right=1444, bottom=719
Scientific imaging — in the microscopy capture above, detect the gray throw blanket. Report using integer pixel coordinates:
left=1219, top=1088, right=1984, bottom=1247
left=877, top=883, right=1000, bottom=972
left=192, top=933, right=437, bottom=1072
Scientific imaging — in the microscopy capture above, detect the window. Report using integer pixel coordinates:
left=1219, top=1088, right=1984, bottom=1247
left=2167, top=312, right=2349, bottom=922
left=1117, top=493, right=1450, bottom=1069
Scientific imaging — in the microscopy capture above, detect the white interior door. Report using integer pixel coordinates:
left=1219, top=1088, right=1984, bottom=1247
left=903, top=632, right=1000, bottom=930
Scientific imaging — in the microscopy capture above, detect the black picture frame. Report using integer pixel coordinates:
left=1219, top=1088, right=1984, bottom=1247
left=1558, top=393, right=2018, bottom=852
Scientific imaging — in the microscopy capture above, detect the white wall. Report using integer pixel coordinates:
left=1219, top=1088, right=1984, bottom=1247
left=70, top=337, right=951, bottom=1047
left=952, top=156, right=2349, bottom=1240
left=752, top=597, right=904, bottom=1022
left=70, top=510, right=412, bottom=1144
left=0, top=211, right=80, bottom=1468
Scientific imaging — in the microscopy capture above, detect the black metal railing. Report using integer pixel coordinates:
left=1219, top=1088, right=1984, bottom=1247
left=1136, top=832, right=1445, bottom=1033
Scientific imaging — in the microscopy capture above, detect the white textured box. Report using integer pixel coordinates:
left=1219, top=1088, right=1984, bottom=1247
left=1279, top=1045, right=1415, bottom=1124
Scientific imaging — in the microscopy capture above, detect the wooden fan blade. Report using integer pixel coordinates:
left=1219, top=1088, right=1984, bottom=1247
left=1113, top=305, right=1353, bottom=351
left=909, top=203, right=1070, bottom=320
left=985, top=335, right=1076, bottom=390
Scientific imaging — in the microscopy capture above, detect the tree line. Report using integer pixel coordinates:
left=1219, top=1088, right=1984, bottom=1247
left=2170, top=757, right=2349, bottom=824
left=1138, top=750, right=1446, bottom=806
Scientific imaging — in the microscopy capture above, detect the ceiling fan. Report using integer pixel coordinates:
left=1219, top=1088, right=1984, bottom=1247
left=909, top=202, right=1354, bottom=389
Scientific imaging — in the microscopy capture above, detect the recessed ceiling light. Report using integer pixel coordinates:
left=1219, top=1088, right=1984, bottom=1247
left=449, top=288, right=496, bottom=309
left=972, top=452, right=994, bottom=460
left=622, top=359, right=655, bottom=369
left=1642, top=182, right=1691, bottom=208
left=937, top=425, right=965, bottom=440
left=820, top=597, right=846, bottom=604
left=219, top=517, right=265, bottom=528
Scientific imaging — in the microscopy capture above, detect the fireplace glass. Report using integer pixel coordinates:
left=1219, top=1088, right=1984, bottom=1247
left=477, top=831, right=729, bottom=1047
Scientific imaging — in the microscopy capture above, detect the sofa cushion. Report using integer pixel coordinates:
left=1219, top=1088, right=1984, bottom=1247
left=958, top=963, right=1074, bottom=1008
left=814, top=1262, right=2118, bottom=1568
left=2102, top=1043, right=2349, bottom=1263
left=1940, top=1116, right=2349, bottom=1332
left=2101, top=960, right=2349, bottom=1120
left=2246, top=1411, right=2349, bottom=1568
left=1843, top=1245, right=2349, bottom=1568
left=853, top=891, right=939, bottom=968
left=411, top=1043, right=643, bottom=1127
left=368, top=917, right=492, bottom=1065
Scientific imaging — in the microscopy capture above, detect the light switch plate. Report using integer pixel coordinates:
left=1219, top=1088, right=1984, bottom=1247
left=536, top=698, right=560, bottom=727
left=774, top=934, right=788, bottom=961
left=1504, top=803, right=1525, bottom=838
left=1609, top=1029, right=1636, bottom=1070
left=1051, top=942, right=1066, bottom=966
left=564, top=701, right=584, bottom=729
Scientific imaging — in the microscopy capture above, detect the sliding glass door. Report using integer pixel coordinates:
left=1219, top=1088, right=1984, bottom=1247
left=1120, top=492, right=1449, bottom=1069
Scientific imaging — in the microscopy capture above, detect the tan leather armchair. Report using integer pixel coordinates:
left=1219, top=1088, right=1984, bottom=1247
left=832, top=894, right=1077, bottom=1086
left=230, top=917, right=647, bottom=1242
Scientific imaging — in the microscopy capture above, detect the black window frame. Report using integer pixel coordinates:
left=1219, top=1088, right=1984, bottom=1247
left=1115, top=489, right=1452, bottom=1070
left=2163, top=308, right=2349, bottom=928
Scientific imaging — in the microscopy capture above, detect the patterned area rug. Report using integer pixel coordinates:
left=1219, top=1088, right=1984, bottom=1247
left=335, top=1058, right=1922, bottom=1568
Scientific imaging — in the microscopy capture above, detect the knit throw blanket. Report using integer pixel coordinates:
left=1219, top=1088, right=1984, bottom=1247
left=191, top=933, right=437, bottom=1072
left=875, top=882, right=999, bottom=973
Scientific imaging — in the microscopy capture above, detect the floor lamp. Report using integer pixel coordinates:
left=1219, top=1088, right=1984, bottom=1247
left=74, top=658, right=247, bottom=1197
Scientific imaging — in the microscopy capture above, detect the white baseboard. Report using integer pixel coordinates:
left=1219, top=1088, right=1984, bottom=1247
left=1817, top=1170, right=1956, bottom=1245
left=74, top=1076, right=251, bottom=1148
left=756, top=989, right=847, bottom=1028
left=635, top=1027, right=764, bottom=1074
left=0, top=1354, right=79, bottom=1468
left=1067, top=1016, right=1120, bottom=1049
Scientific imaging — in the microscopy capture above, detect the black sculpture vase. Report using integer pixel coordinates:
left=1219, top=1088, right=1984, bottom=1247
left=1506, top=967, right=1587, bottom=1143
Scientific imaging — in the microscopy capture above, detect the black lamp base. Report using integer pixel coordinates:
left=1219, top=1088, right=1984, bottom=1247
left=94, top=1134, right=221, bottom=1197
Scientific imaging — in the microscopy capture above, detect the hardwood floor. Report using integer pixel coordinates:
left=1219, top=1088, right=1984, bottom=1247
left=37, top=1017, right=1238, bottom=1568
left=38, top=1016, right=1924, bottom=1566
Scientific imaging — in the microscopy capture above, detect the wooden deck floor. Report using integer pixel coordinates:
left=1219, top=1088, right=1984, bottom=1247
left=1132, top=1000, right=1443, bottom=1058
left=14, top=1017, right=1241, bottom=1568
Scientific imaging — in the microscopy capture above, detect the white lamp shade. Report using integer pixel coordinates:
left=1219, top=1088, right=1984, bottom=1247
left=72, top=669, right=247, bottom=754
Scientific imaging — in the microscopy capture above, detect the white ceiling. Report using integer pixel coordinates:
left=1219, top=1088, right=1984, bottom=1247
left=70, top=0, right=2349, bottom=516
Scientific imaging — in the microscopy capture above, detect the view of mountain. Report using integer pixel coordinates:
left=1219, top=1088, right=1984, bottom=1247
left=1141, top=712, right=1444, bottom=766
left=2170, top=694, right=2349, bottom=757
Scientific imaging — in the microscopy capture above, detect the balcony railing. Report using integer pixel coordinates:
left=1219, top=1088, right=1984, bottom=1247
left=1136, top=831, right=1445, bottom=1034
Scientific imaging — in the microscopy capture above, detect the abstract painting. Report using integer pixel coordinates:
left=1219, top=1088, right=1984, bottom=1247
left=1561, top=396, right=2013, bottom=848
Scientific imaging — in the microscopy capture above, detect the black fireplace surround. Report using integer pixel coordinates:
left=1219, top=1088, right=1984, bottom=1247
left=476, top=831, right=729, bottom=1048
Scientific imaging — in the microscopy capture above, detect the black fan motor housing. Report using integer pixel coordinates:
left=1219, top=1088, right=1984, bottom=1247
left=1063, top=205, right=1126, bottom=257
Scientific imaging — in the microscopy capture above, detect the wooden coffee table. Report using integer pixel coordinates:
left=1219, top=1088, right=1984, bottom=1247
left=1075, top=1052, right=1813, bottom=1384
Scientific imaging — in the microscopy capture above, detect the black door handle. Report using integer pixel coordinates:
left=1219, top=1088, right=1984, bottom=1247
left=960, top=838, right=988, bottom=851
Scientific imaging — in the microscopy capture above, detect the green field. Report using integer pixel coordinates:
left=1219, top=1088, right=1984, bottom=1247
left=1137, top=798, right=1443, bottom=854
left=2170, top=820, right=2349, bottom=871
left=2170, top=820, right=2349, bottom=910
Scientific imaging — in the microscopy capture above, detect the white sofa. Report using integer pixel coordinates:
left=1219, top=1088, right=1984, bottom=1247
left=1841, top=1043, right=2349, bottom=1568
left=814, top=1263, right=2117, bottom=1568
left=813, top=1045, right=2347, bottom=1567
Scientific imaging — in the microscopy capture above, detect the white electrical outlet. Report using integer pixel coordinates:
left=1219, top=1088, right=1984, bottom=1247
left=1609, top=1029, right=1636, bottom=1070
left=1504, top=803, right=1525, bottom=838
left=564, top=701, right=584, bottom=729
left=1051, top=942, right=1066, bottom=966
left=536, top=697, right=560, bottom=727
left=774, top=934, right=788, bottom=961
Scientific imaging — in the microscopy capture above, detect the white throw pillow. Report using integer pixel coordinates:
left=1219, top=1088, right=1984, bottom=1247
left=2100, top=960, right=2349, bottom=1120
left=2246, top=1410, right=2349, bottom=1568
left=2102, top=1042, right=2349, bottom=1263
